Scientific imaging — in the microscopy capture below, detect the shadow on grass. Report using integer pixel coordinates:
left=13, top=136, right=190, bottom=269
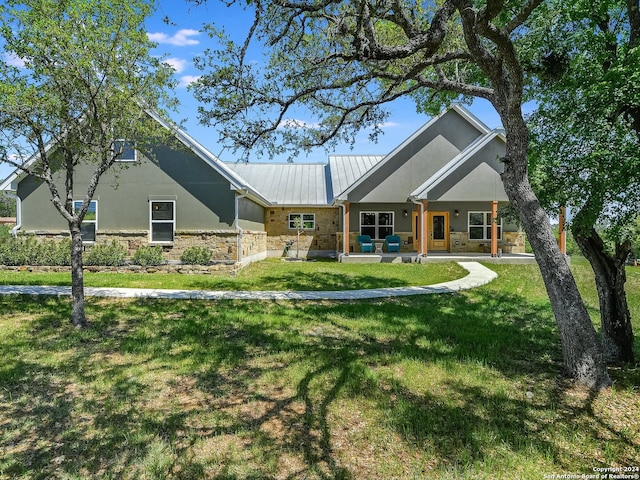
left=0, top=290, right=638, bottom=478
left=186, top=271, right=414, bottom=292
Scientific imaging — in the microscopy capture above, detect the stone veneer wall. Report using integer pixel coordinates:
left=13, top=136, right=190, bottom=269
left=240, top=231, right=267, bottom=264
left=265, top=207, right=339, bottom=257
left=22, top=229, right=268, bottom=263
left=449, top=231, right=526, bottom=253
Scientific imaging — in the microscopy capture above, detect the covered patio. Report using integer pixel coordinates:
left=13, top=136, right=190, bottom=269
left=339, top=251, right=538, bottom=264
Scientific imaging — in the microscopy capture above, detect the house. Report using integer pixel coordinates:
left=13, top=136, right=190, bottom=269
left=0, top=105, right=525, bottom=264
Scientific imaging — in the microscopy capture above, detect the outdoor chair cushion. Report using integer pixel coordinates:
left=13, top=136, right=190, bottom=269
left=385, top=235, right=401, bottom=253
left=357, top=235, right=374, bottom=253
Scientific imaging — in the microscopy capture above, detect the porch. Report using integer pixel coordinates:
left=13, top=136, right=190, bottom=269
left=339, top=251, right=538, bottom=264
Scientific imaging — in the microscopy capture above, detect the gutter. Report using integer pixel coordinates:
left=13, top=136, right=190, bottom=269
left=234, top=189, right=249, bottom=264
left=5, top=192, right=21, bottom=237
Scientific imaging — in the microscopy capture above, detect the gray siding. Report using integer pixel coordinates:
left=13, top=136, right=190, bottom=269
left=427, top=137, right=508, bottom=202
left=18, top=139, right=265, bottom=234
left=345, top=109, right=484, bottom=203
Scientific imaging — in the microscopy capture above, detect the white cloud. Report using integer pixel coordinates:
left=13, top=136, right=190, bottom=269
left=179, top=75, right=201, bottom=88
left=3, top=52, right=26, bottom=69
left=147, top=29, right=200, bottom=46
left=164, top=57, right=188, bottom=73
left=376, top=121, right=399, bottom=129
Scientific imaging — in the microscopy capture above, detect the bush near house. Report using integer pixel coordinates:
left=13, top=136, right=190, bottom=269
left=0, top=236, right=71, bottom=266
left=180, top=246, right=212, bottom=265
left=131, top=245, right=165, bottom=267
left=83, top=241, right=127, bottom=267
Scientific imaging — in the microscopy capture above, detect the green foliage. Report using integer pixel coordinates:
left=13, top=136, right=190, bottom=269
left=84, top=240, right=127, bottom=266
left=131, top=245, right=164, bottom=267
left=192, top=2, right=489, bottom=160
left=526, top=1, right=640, bottom=237
left=0, top=192, right=16, bottom=217
left=0, top=236, right=70, bottom=266
left=0, top=224, right=9, bottom=240
left=180, top=246, right=212, bottom=265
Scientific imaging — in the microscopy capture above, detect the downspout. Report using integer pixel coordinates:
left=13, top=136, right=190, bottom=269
left=234, top=189, right=248, bottom=264
left=6, top=192, right=21, bottom=237
left=411, top=197, right=425, bottom=256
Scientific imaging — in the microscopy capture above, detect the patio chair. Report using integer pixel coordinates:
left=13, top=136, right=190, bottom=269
left=357, top=235, right=374, bottom=253
left=385, top=235, right=401, bottom=253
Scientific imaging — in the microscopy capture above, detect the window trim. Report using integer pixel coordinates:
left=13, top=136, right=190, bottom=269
left=114, top=139, right=137, bottom=162
left=74, top=200, right=97, bottom=244
left=149, top=200, right=176, bottom=244
left=288, top=212, right=316, bottom=230
left=359, top=211, right=394, bottom=240
left=468, top=211, right=502, bottom=241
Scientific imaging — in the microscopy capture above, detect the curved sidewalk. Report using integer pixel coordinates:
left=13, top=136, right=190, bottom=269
left=0, top=261, right=497, bottom=300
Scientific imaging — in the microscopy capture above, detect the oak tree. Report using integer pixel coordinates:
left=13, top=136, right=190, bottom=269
left=192, top=0, right=611, bottom=388
left=0, top=0, right=176, bottom=327
left=526, top=0, right=639, bottom=363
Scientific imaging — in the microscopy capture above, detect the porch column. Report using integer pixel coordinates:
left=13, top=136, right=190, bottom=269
left=422, top=200, right=429, bottom=256
left=343, top=201, right=350, bottom=255
left=558, top=206, right=567, bottom=255
left=491, top=200, right=498, bottom=257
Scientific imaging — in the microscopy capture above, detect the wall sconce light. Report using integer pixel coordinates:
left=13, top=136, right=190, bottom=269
left=402, top=209, right=409, bottom=218
left=454, top=209, right=460, bottom=217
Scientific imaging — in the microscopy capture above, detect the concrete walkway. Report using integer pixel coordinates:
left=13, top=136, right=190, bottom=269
left=0, top=261, right=497, bottom=301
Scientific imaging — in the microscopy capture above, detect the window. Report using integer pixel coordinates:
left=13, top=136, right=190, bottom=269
left=150, top=200, right=175, bottom=243
left=468, top=211, right=502, bottom=241
left=288, top=213, right=315, bottom=230
left=74, top=200, right=97, bottom=243
left=360, top=212, right=394, bottom=239
left=114, top=139, right=136, bottom=162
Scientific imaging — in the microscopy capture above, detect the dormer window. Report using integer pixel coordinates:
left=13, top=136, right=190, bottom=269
left=113, top=139, right=136, bottom=162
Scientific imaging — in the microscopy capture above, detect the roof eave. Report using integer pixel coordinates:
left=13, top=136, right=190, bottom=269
left=146, top=110, right=271, bottom=206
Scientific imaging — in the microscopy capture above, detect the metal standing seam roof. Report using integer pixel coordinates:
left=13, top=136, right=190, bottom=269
left=225, top=162, right=333, bottom=205
left=327, top=155, right=385, bottom=199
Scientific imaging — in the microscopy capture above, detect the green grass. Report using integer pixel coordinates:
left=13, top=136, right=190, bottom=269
left=0, top=258, right=466, bottom=291
left=0, top=259, right=639, bottom=479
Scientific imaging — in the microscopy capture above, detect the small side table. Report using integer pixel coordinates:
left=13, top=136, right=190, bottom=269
left=375, top=243, right=383, bottom=253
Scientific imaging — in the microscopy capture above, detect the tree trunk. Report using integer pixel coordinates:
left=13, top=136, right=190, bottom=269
left=69, top=223, right=88, bottom=328
left=499, top=111, right=611, bottom=389
left=573, top=227, right=635, bottom=364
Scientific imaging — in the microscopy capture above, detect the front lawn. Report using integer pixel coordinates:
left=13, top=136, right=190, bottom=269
left=0, top=258, right=466, bottom=291
left=0, top=260, right=638, bottom=479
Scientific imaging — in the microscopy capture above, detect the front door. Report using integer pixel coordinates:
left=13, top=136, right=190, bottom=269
left=428, top=212, right=449, bottom=251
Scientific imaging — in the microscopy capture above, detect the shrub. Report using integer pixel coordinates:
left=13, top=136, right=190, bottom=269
left=37, top=238, right=71, bottom=266
left=131, top=245, right=164, bottom=267
left=180, top=246, right=212, bottom=265
left=84, top=240, right=127, bottom=266
left=0, top=236, right=71, bottom=266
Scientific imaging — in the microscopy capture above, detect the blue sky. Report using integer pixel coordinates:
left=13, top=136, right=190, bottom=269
left=148, top=0, right=506, bottom=164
